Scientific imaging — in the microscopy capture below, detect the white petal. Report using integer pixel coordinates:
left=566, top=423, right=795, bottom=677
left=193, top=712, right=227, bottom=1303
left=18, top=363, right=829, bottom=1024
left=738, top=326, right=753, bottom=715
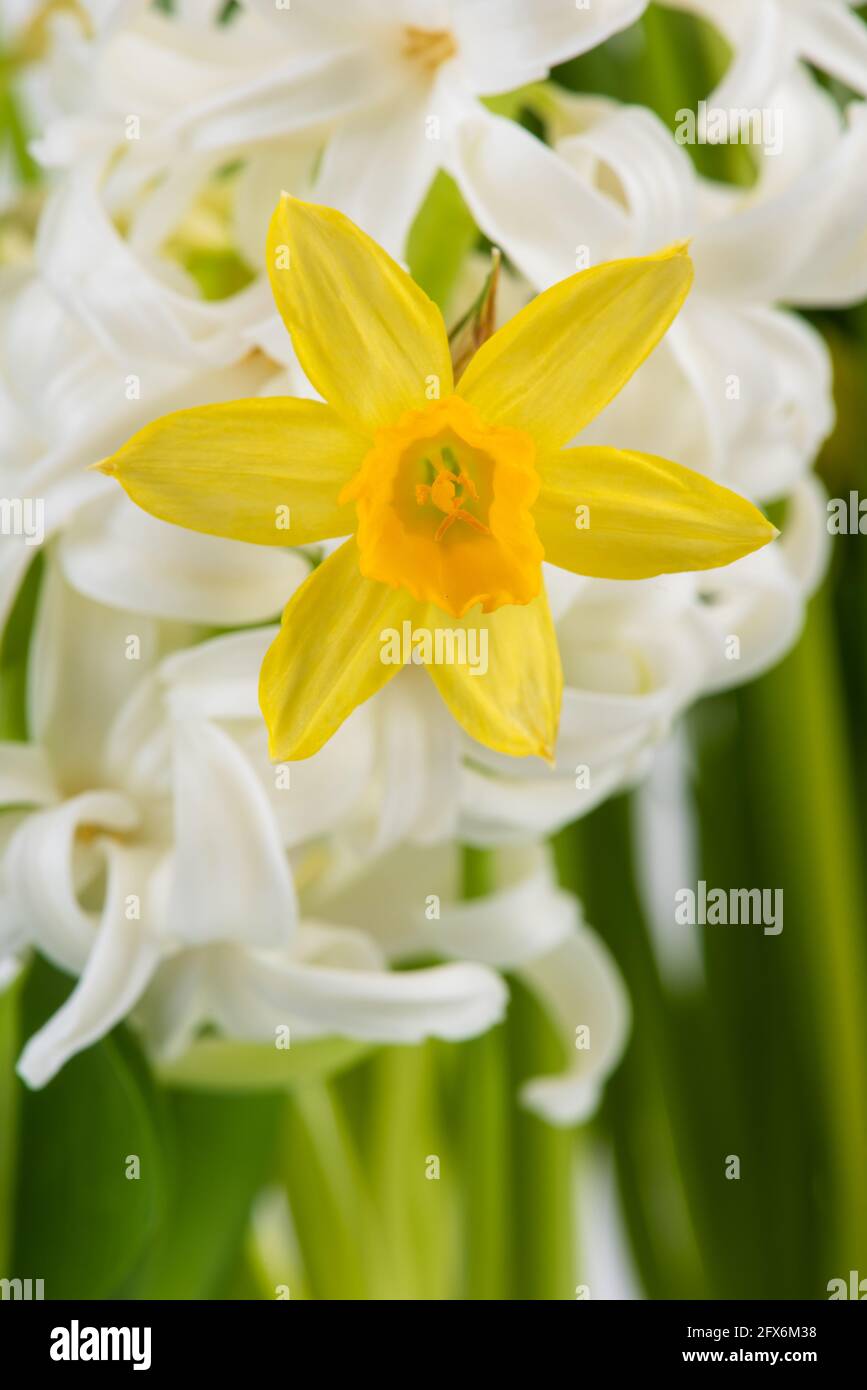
left=632, top=729, right=705, bottom=993
left=2, top=790, right=139, bottom=972
left=519, top=927, right=631, bottom=1126
left=101, top=673, right=172, bottom=806
left=793, top=0, right=867, bottom=99
left=555, top=100, right=696, bottom=253
left=164, top=719, right=298, bottom=949
left=159, top=625, right=376, bottom=847
left=313, top=840, right=573, bottom=965
left=36, top=172, right=268, bottom=368
left=457, top=758, right=634, bottom=841
left=27, top=561, right=186, bottom=791
left=60, top=492, right=308, bottom=626
left=452, top=110, right=629, bottom=289
left=16, top=841, right=163, bottom=1088
left=159, top=626, right=273, bottom=720
left=663, top=0, right=794, bottom=116
left=77, top=0, right=146, bottom=34
left=695, top=477, right=830, bottom=692
left=665, top=299, right=834, bottom=500
left=207, top=944, right=507, bottom=1044
left=134, top=945, right=209, bottom=1061
left=2, top=275, right=275, bottom=469
left=233, top=143, right=319, bottom=269
left=0, top=743, right=58, bottom=808
left=777, top=474, right=830, bottom=596
left=316, top=83, right=441, bottom=257
left=417, top=849, right=577, bottom=966
left=172, top=46, right=394, bottom=154
left=240, top=711, right=377, bottom=850
left=359, top=667, right=461, bottom=855
left=293, top=921, right=384, bottom=970
left=452, top=0, right=649, bottom=94
left=693, top=77, right=867, bottom=306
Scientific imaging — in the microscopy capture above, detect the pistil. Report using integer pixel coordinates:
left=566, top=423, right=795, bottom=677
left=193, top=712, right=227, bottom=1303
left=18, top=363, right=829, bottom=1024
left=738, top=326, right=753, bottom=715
left=415, top=446, right=491, bottom=541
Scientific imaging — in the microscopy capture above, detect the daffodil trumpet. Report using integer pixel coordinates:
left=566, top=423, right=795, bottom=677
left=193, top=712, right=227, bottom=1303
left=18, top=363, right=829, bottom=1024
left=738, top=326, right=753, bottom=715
left=97, top=196, right=776, bottom=763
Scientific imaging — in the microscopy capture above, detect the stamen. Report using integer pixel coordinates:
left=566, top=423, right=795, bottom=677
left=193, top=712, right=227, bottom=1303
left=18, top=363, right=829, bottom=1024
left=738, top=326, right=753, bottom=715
left=435, top=509, right=491, bottom=542
left=414, top=445, right=491, bottom=541
left=402, top=26, right=458, bottom=73
left=455, top=471, right=480, bottom=502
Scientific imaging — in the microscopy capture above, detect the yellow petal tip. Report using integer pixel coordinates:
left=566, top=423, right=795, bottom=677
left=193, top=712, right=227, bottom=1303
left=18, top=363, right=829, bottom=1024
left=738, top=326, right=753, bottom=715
left=658, top=238, right=693, bottom=258
left=90, top=457, right=114, bottom=475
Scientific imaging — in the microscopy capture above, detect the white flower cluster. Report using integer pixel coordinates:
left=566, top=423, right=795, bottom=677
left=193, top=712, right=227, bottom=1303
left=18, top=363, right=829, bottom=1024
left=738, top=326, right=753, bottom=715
left=1, top=0, right=864, bottom=1116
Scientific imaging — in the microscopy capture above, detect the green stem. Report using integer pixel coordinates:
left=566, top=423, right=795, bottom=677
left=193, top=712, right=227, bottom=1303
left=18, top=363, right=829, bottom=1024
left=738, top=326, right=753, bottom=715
left=366, top=1043, right=454, bottom=1301
left=738, top=587, right=867, bottom=1281
left=457, top=846, right=511, bottom=1299
left=0, top=971, right=22, bottom=1272
left=459, top=1026, right=510, bottom=1298
left=282, top=1084, right=391, bottom=1299
left=506, top=979, right=576, bottom=1300
left=559, top=803, right=712, bottom=1298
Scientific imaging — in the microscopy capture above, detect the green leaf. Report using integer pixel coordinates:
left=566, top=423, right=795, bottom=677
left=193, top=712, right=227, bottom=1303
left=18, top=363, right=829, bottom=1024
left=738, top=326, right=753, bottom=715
left=155, top=1036, right=376, bottom=1092
left=180, top=248, right=256, bottom=302
left=125, top=1089, right=282, bottom=1299
left=505, top=979, right=576, bottom=1300
left=12, top=957, right=166, bottom=1298
left=0, top=552, right=42, bottom=741
left=406, top=171, right=478, bottom=310
left=0, top=970, right=23, bottom=1272
left=282, top=1084, right=391, bottom=1299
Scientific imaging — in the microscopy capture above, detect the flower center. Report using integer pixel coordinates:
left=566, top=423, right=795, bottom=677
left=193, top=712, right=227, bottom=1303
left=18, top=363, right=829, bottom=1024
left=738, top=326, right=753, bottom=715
left=401, top=26, right=458, bottom=74
left=340, top=396, right=543, bottom=618
left=414, top=446, right=491, bottom=542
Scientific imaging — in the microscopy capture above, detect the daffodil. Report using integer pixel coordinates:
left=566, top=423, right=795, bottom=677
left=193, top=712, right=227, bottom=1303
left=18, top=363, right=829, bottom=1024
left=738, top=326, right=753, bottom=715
left=97, top=195, right=776, bottom=763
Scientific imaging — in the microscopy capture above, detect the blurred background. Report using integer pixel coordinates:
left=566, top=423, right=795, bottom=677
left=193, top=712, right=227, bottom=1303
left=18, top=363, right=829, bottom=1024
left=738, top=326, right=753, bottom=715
left=1, top=4, right=866, bottom=1300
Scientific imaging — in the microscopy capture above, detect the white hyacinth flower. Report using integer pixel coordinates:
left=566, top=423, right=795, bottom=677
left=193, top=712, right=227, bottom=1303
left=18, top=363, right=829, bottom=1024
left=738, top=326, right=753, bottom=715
left=32, top=0, right=650, bottom=254
left=0, top=559, right=628, bottom=1122
left=661, top=0, right=867, bottom=114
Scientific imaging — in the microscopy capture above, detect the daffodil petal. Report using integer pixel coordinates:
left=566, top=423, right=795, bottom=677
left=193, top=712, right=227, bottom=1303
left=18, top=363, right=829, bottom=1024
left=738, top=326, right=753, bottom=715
left=260, top=538, right=419, bottom=761
left=97, top=397, right=366, bottom=546
left=266, top=195, right=453, bottom=434
left=535, top=445, right=778, bottom=579
left=457, top=244, right=693, bottom=452
left=424, top=593, right=562, bottom=761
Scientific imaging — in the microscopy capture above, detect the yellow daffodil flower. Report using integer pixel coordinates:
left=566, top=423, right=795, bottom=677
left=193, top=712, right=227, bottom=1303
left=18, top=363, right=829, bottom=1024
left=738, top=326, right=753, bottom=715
left=97, top=196, right=776, bottom=763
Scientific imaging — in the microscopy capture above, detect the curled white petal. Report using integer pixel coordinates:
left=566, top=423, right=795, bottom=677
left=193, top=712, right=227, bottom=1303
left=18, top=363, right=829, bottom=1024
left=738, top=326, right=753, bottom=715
left=519, top=927, right=631, bottom=1126
left=16, top=841, right=163, bottom=1088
